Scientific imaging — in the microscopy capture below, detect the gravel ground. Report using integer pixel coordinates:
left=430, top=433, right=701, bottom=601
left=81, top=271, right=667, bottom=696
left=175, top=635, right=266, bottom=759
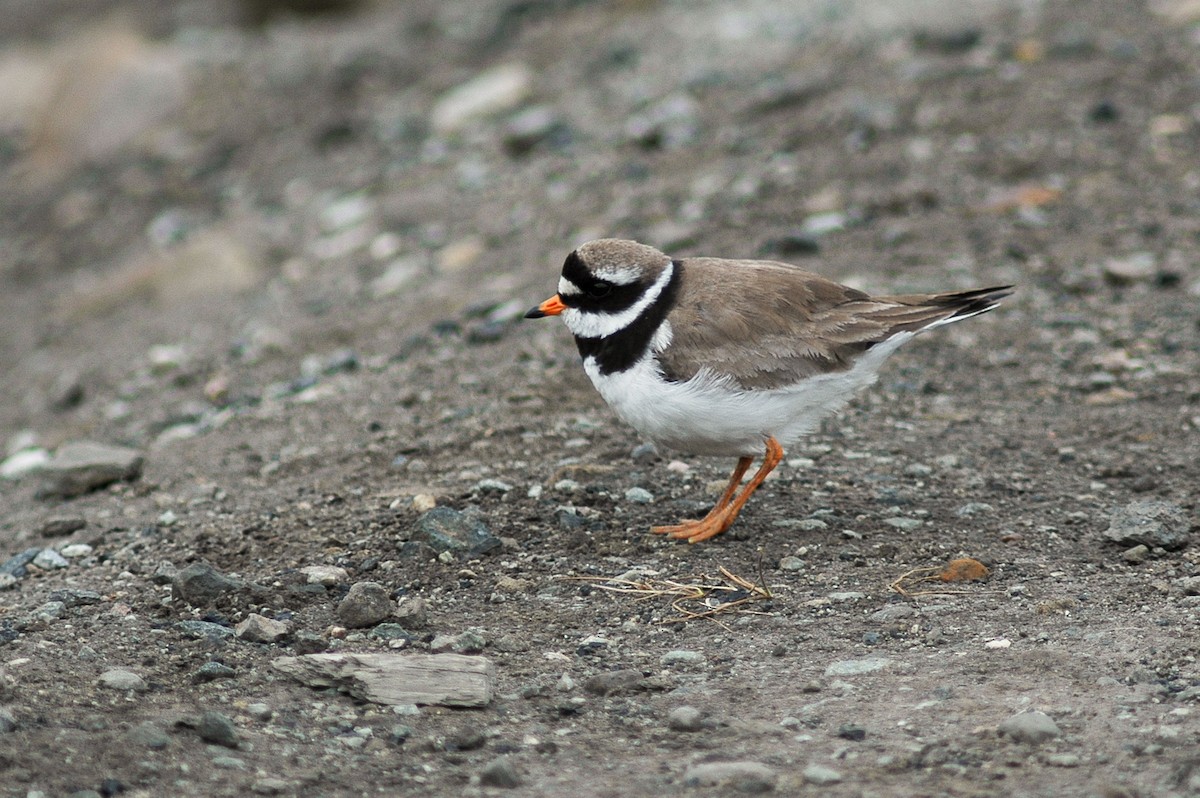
left=1, top=1, right=1199, bottom=796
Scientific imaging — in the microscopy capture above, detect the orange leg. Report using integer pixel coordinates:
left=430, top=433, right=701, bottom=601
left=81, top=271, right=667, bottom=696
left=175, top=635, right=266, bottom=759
left=651, top=437, right=785, bottom=544
left=651, top=456, right=751, bottom=538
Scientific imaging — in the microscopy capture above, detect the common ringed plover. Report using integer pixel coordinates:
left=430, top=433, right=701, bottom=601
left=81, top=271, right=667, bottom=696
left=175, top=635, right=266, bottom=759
left=526, top=239, right=1012, bottom=544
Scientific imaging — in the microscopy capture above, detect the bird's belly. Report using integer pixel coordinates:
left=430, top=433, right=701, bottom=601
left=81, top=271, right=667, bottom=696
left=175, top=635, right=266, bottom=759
left=582, top=350, right=897, bottom=458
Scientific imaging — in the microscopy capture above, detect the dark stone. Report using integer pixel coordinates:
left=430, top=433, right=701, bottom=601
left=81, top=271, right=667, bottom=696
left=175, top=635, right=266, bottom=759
left=416, top=507, right=500, bottom=555
left=38, top=516, right=87, bottom=537
left=172, top=563, right=245, bottom=606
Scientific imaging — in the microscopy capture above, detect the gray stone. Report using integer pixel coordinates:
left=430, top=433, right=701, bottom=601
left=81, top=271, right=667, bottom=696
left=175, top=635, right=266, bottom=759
left=869, top=604, right=916, bottom=622
left=193, top=661, right=236, bottom=683
left=172, top=562, right=244, bottom=606
left=0, top=707, right=17, bottom=733
left=1103, top=501, right=1191, bottom=551
left=336, top=581, right=394, bottom=628
left=299, top=565, right=348, bottom=586
left=1122, top=544, right=1150, bottom=563
left=624, top=487, right=654, bottom=504
left=394, top=597, right=428, bottom=629
left=38, top=516, right=87, bottom=537
left=1103, top=251, right=1156, bottom=285
left=824, top=657, right=892, bottom=676
left=778, top=556, right=805, bottom=571
left=416, top=507, right=500, bottom=555
left=128, top=721, right=170, bottom=750
left=99, top=668, right=147, bottom=692
left=430, top=628, right=486, bottom=654
left=31, top=549, right=68, bottom=570
left=659, top=650, right=706, bottom=669
left=667, top=705, right=704, bottom=732
left=235, top=613, right=290, bottom=643
left=503, top=105, right=567, bottom=155
left=998, top=710, right=1061, bottom=744
left=175, top=620, right=235, bottom=641
left=955, top=502, right=995, bottom=517
left=36, top=441, right=143, bottom=498
left=195, top=711, right=239, bottom=748
left=0, top=548, right=40, bottom=578
left=802, top=764, right=843, bottom=785
left=683, top=760, right=777, bottom=793
left=431, top=63, right=532, bottom=134
left=478, top=755, right=522, bottom=788
left=584, top=669, right=643, bottom=696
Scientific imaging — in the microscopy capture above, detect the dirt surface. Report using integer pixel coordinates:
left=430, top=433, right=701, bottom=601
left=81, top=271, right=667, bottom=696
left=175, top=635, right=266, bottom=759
left=2, top=1, right=1200, bottom=796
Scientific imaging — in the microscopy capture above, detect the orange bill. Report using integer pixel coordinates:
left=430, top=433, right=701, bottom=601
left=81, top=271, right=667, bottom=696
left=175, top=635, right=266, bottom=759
left=524, top=294, right=566, bottom=318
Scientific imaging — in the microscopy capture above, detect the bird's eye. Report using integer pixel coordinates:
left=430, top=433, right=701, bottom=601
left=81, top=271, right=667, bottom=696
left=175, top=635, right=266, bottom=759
left=587, top=281, right=612, bottom=298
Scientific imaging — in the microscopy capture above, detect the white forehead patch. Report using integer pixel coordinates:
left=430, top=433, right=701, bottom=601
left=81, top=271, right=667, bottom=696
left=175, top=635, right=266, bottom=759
left=590, top=265, right=641, bottom=286
left=558, top=276, right=582, bottom=296
left=561, top=262, right=674, bottom=339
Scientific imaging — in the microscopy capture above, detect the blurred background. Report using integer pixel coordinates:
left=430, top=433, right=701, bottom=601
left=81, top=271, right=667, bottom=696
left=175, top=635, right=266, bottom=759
left=1, top=0, right=1197, bottom=458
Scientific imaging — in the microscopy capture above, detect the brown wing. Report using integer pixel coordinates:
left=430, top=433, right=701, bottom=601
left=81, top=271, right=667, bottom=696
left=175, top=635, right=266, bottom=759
left=658, top=257, right=1011, bottom=390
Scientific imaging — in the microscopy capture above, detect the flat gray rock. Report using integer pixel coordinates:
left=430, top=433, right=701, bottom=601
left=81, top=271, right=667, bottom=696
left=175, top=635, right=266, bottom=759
left=683, top=760, right=777, bottom=793
left=272, top=652, right=495, bottom=708
left=824, top=657, right=892, bottom=676
left=37, top=441, right=144, bottom=498
left=998, top=710, right=1061, bottom=744
left=1103, top=501, right=1191, bottom=551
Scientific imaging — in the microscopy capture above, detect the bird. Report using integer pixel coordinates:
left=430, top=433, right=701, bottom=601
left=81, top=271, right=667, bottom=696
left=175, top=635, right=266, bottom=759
left=524, top=239, right=1012, bottom=544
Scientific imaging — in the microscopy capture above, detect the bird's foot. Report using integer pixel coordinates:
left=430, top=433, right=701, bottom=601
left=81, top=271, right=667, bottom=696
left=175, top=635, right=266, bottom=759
left=650, top=511, right=735, bottom=544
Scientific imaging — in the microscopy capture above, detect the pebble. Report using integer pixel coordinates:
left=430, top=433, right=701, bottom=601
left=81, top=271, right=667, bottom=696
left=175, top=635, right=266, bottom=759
left=35, top=441, right=144, bottom=498
left=0, top=447, right=50, bottom=479
left=195, top=711, right=239, bottom=748
left=624, top=487, right=654, bottom=504
left=1122, top=544, right=1150, bottom=563
left=0, top=574, right=17, bottom=591
left=584, top=669, right=642, bottom=696
left=660, top=650, right=706, bottom=669
left=59, top=544, right=94, bottom=559
left=667, top=706, right=705, bottom=732
left=394, top=597, right=429, bottom=629
left=31, top=549, right=68, bottom=570
left=336, top=581, right=394, bottom=628
left=48, top=588, right=102, bottom=607
left=803, top=764, right=844, bottom=785
left=553, top=478, right=581, bottom=493
left=172, top=562, right=244, bottom=606
left=235, top=613, right=290, bottom=643
left=1045, top=753, right=1081, bottom=767
left=478, top=755, right=522, bottom=788
left=299, top=565, right=349, bottom=586
left=0, top=547, right=41, bottom=578
left=99, top=668, right=147, bottom=692
left=175, top=620, right=235, bottom=641
left=503, top=105, right=568, bottom=155
left=193, top=661, right=237, bottom=683
left=883, top=517, right=922, bottom=531
left=828, top=591, right=865, bottom=602
left=430, top=628, right=487, bottom=654
left=778, top=556, right=805, bottom=571
left=128, top=722, right=170, bottom=750
left=38, top=516, right=87, bottom=537
left=431, top=63, right=532, bottom=134
left=869, top=604, right=915, bottom=622
left=824, top=657, right=892, bottom=676
left=998, top=710, right=1061, bottom=744
left=416, top=507, right=501, bottom=555
left=1103, top=251, right=1157, bottom=285
left=683, top=760, right=778, bottom=792
left=955, top=502, right=994, bottom=517
left=1103, top=501, right=1190, bottom=551
left=630, top=442, right=659, bottom=462
left=474, top=478, right=513, bottom=494
left=625, top=92, right=699, bottom=150
left=0, top=708, right=15, bottom=733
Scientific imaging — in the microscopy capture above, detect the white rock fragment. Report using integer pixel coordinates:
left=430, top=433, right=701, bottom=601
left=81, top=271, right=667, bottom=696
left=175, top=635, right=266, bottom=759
left=431, top=63, right=532, bottom=134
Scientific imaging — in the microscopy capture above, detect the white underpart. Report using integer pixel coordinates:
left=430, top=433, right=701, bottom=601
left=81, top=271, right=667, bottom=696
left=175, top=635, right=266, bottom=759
left=583, top=332, right=916, bottom=457
left=560, top=262, right=675, bottom=340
